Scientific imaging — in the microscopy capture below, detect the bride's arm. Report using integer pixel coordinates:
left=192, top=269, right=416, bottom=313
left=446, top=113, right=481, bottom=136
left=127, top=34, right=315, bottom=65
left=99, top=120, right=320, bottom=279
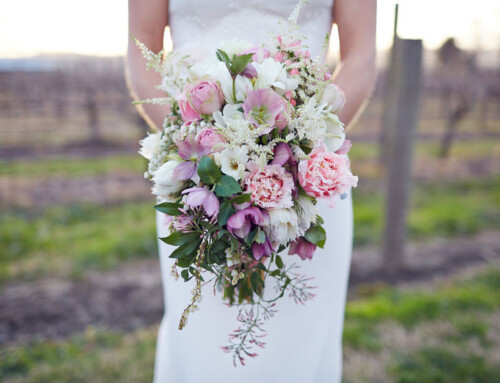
left=332, top=0, right=377, bottom=129
left=126, top=0, right=169, bottom=130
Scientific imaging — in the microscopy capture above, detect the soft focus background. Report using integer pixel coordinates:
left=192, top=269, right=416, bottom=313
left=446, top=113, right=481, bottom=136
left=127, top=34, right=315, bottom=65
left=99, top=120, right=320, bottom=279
left=1, top=1, right=500, bottom=382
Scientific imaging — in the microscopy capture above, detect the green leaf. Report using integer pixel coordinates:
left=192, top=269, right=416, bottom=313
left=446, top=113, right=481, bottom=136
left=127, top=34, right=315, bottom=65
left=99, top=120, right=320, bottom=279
left=304, top=225, right=326, bottom=248
left=245, top=229, right=257, bottom=245
left=216, top=49, right=231, bottom=65
left=214, top=175, right=242, bottom=197
left=218, top=201, right=235, bottom=226
left=250, top=271, right=264, bottom=294
left=161, top=231, right=200, bottom=246
left=169, top=239, right=202, bottom=259
left=231, top=193, right=251, bottom=204
left=316, top=215, right=324, bottom=225
left=256, top=263, right=267, bottom=272
left=255, top=227, right=266, bottom=244
left=231, top=53, right=254, bottom=75
left=154, top=202, right=183, bottom=216
left=276, top=255, right=284, bottom=269
left=181, top=269, right=191, bottom=282
left=197, top=155, right=221, bottom=185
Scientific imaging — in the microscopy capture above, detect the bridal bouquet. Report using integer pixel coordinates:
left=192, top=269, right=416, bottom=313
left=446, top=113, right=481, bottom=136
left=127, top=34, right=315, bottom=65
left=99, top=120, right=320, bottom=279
left=136, top=1, right=357, bottom=365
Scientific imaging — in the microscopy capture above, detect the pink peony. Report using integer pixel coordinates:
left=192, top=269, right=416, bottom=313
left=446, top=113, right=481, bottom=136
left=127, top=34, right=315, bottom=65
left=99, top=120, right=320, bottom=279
left=187, top=79, right=224, bottom=115
left=244, top=162, right=294, bottom=209
left=176, top=92, right=201, bottom=124
left=298, top=144, right=358, bottom=207
left=196, top=127, right=225, bottom=152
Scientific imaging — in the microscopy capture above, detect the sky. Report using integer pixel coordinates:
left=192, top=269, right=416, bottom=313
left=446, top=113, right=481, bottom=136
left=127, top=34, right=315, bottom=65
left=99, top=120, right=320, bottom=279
left=1, top=0, right=499, bottom=58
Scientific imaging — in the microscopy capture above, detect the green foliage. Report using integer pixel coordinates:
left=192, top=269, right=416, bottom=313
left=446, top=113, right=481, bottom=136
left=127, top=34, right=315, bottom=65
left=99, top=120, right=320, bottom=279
left=391, top=347, right=500, bottom=383
left=304, top=225, right=326, bottom=248
left=214, top=175, right=242, bottom=197
left=154, top=202, right=182, bottom=216
left=197, top=155, right=221, bottom=185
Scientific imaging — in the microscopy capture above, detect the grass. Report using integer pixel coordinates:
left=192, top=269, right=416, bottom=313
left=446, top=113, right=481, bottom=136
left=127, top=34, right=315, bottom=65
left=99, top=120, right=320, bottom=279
left=0, top=154, right=146, bottom=178
left=0, top=202, right=157, bottom=282
left=391, top=347, right=500, bottom=383
left=353, top=176, right=500, bottom=246
left=2, top=267, right=499, bottom=383
left=343, top=267, right=500, bottom=351
left=0, top=327, right=156, bottom=383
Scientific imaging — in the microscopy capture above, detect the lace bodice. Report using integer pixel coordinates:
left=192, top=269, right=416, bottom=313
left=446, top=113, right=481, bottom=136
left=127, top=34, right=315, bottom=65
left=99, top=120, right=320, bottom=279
left=169, top=0, right=334, bottom=60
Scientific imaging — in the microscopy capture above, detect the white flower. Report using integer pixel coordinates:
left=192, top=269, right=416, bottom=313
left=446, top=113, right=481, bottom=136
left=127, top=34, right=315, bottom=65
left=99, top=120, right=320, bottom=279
left=320, top=83, right=346, bottom=114
left=152, top=159, right=185, bottom=201
left=253, top=58, right=299, bottom=95
left=220, top=148, right=248, bottom=180
left=139, top=132, right=162, bottom=160
left=262, top=208, right=301, bottom=246
left=295, top=195, right=317, bottom=234
left=218, top=38, right=254, bottom=57
left=324, top=112, right=345, bottom=152
left=225, top=248, right=241, bottom=267
left=203, top=61, right=252, bottom=103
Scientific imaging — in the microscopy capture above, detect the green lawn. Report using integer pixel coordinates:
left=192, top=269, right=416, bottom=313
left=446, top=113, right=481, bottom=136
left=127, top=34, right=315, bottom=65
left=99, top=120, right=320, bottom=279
left=0, top=154, right=146, bottom=178
left=0, top=202, right=157, bottom=282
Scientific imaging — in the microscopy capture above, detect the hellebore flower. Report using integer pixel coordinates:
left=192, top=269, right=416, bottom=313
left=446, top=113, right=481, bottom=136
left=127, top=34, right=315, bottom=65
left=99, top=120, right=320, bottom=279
left=226, top=207, right=270, bottom=238
left=242, top=88, right=285, bottom=134
left=288, top=237, right=317, bottom=260
left=173, top=134, right=212, bottom=181
left=252, top=237, right=275, bottom=260
left=182, top=187, right=220, bottom=217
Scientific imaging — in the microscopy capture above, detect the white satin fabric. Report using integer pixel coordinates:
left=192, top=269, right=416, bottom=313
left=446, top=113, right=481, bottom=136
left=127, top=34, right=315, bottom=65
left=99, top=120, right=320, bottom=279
left=154, top=1, right=354, bottom=382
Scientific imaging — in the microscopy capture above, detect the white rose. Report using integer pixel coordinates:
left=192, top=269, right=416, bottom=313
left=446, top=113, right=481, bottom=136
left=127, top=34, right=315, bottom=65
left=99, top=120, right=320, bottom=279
left=262, top=208, right=301, bottom=246
left=324, top=112, right=345, bottom=152
left=219, top=148, right=248, bottom=180
left=139, top=132, right=162, bottom=160
left=320, top=83, right=346, bottom=114
left=295, top=195, right=317, bottom=234
left=152, top=160, right=185, bottom=201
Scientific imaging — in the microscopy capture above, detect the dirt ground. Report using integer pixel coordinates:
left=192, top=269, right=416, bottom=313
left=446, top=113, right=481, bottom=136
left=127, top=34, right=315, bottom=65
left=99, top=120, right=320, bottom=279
left=1, top=231, right=499, bottom=346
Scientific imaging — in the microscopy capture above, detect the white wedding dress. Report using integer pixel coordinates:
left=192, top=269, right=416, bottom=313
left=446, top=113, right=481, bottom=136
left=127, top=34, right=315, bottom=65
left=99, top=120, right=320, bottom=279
left=155, top=1, right=353, bottom=382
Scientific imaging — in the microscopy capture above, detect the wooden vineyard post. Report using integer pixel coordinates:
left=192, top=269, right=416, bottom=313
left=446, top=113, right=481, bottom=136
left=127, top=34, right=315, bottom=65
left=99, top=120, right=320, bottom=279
left=382, top=39, right=423, bottom=270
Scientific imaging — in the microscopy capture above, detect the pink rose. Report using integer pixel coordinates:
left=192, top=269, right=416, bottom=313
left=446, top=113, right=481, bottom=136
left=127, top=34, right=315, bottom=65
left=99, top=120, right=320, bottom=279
left=176, top=92, right=201, bottom=124
left=187, top=79, right=224, bottom=115
left=298, top=144, right=358, bottom=207
left=196, top=127, right=225, bottom=152
left=244, top=162, right=294, bottom=209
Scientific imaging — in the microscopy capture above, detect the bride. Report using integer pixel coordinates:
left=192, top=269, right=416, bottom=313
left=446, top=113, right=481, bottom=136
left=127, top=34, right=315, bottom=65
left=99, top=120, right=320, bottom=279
left=127, top=0, right=376, bottom=381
